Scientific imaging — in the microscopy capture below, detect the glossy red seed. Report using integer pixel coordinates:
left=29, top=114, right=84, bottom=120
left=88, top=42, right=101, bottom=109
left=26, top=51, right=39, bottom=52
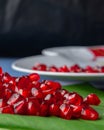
left=39, top=102, right=49, bottom=116
left=101, top=66, right=104, bottom=72
left=44, top=94, right=54, bottom=105
left=64, top=92, right=83, bottom=105
left=18, top=88, right=31, bottom=98
left=0, top=99, right=7, bottom=108
left=81, top=106, right=99, bottom=120
left=0, top=67, right=3, bottom=75
left=31, top=88, right=43, bottom=99
left=0, top=105, right=14, bottom=114
left=70, top=105, right=82, bottom=118
left=14, top=100, right=27, bottom=115
left=58, top=89, right=69, bottom=96
left=84, top=93, right=101, bottom=105
left=40, top=83, right=50, bottom=91
left=29, top=73, right=40, bottom=81
left=34, top=63, right=47, bottom=71
left=45, top=80, right=61, bottom=90
left=7, top=93, right=24, bottom=105
left=2, top=72, right=12, bottom=83
left=59, top=65, right=69, bottom=72
left=49, top=103, right=60, bottom=116
left=59, top=103, right=72, bottom=120
left=27, top=101, right=39, bottom=115
left=48, top=66, right=58, bottom=72
left=4, top=88, right=13, bottom=99
left=69, top=64, right=82, bottom=72
left=17, top=76, right=30, bottom=89
left=84, top=66, right=99, bottom=73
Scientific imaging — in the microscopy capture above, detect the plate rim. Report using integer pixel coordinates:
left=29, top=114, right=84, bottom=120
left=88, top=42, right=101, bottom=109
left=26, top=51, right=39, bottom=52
left=12, top=55, right=104, bottom=78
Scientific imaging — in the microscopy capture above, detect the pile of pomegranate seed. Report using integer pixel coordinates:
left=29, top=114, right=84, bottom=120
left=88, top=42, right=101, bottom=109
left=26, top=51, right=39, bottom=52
left=0, top=67, right=101, bottom=120
left=32, top=63, right=104, bottom=73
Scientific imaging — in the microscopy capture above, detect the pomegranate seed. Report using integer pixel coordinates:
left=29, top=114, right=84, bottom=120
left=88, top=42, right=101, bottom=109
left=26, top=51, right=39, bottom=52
left=0, top=105, right=14, bottom=114
left=70, top=105, right=82, bottom=118
left=59, top=103, right=72, bottom=120
left=31, top=88, right=43, bottom=99
left=34, top=63, right=47, bottom=71
left=0, top=99, right=7, bottom=108
left=81, top=106, right=99, bottom=120
left=29, top=73, right=40, bottom=81
left=27, top=101, right=39, bottom=115
left=58, top=89, right=69, bottom=96
left=40, top=83, right=51, bottom=91
left=0, top=67, right=3, bottom=75
left=48, top=66, right=58, bottom=72
left=2, top=73, right=13, bottom=83
left=39, top=102, right=49, bottom=116
left=64, top=92, right=83, bottom=105
left=59, top=65, right=69, bottom=72
left=101, top=66, right=104, bottom=72
left=84, top=93, right=101, bottom=105
left=69, top=64, right=82, bottom=72
left=14, top=100, right=27, bottom=115
left=45, top=80, right=61, bottom=90
left=49, top=103, right=60, bottom=116
left=4, top=88, right=13, bottom=99
left=7, top=93, right=24, bottom=105
left=84, top=66, right=98, bottom=73
left=44, top=94, right=54, bottom=105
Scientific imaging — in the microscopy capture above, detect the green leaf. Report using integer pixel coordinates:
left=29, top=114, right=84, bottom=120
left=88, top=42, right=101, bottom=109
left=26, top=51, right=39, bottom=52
left=0, top=83, right=104, bottom=130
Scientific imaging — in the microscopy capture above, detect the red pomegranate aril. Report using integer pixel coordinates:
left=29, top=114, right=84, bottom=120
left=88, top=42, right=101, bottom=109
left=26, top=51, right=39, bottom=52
left=101, top=66, right=104, bottom=72
left=31, top=88, right=43, bottom=99
left=40, top=83, right=50, bottom=91
left=71, top=105, right=82, bottom=119
left=84, top=93, right=101, bottom=105
left=18, top=88, right=31, bottom=98
left=0, top=99, right=7, bottom=108
left=14, top=100, right=27, bottom=115
left=44, top=94, right=54, bottom=105
left=39, top=102, right=49, bottom=116
left=58, top=89, right=69, bottom=96
left=69, top=64, right=82, bottom=72
left=0, top=105, right=14, bottom=114
left=64, top=92, right=83, bottom=105
left=48, top=66, right=58, bottom=72
left=29, top=73, right=40, bottom=81
left=81, top=106, right=99, bottom=120
left=59, top=65, right=69, bottom=72
left=84, top=66, right=98, bottom=73
left=7, top=93, right=24, bottom=105
left=45, top=80, right=62, bottom=90
left=27, top=101, right=39, bottom=115
left=4, top=88, right=13, bottom=99
left=32, top=81, right=40, bottom=89
left=49, top=103, right=60, bottom=116
left=7, top=83, right=15, bottom=92
left=34, top=63, right=47, bottom=71
left=2, top=73, right=13, bottom=83
left=17, top=76, right=30, bottom=89
left=0, top=67, right=3, bottom=75
left=59, top=103, right=72, bottom=120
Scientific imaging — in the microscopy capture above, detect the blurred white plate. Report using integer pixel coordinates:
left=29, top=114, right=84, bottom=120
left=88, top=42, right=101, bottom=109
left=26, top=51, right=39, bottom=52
left=42, top=46, right=95, bottom=62
left=12, top=55, right=104, bottom=82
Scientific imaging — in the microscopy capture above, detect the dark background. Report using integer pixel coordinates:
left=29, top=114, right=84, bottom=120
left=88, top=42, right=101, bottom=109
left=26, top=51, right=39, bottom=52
left=0, top=0, right=104, bottom=57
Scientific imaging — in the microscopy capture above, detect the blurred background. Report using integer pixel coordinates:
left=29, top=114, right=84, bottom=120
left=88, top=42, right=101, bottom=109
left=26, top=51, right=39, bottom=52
left=0, top=0, right=104, bottom=57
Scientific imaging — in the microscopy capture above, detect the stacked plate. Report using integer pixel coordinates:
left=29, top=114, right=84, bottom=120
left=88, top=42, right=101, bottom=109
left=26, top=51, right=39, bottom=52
left=12, top=45, right=104, bottom=83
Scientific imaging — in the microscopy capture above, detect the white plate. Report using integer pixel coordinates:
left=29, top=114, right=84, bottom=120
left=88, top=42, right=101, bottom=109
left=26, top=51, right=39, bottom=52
left=12, top=55, right=104, bottom=82
left=42, top=45, right=104, bottom=62
left=42, top=46, right=94, bottom=62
